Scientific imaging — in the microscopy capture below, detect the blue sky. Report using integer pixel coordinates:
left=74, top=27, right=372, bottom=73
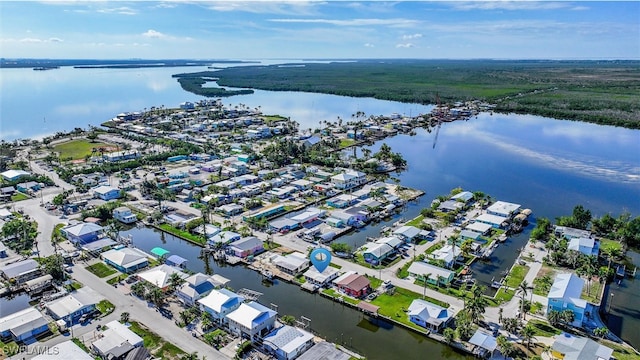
left=1, top=1, right=638, bottom=60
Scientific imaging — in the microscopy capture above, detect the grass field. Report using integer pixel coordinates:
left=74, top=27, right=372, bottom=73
left=505, top=264, right=530, bottom=288
left=96, top=299, right=115, bottom=315
left=86, top=262, right=117, bottom=278
left=527, top=319, right=562, bottom=337
left=53, top=139, right=116, bottom=160
left=129, top=321, right=186, bottom=359
left=11, top=193, right=29, bottom=202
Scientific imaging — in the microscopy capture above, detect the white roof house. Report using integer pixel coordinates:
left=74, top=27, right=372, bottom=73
left=226, top=301, right=277, bottom=341
left=46, top=287, right=102, bottom=323
left=451, top=191, right=474, bottom=203
left=486, top=201, right=521, bottom=217
left=0, top=307, right=49, bottom=342
left=272, top=252, right=310, bottom=275
left=407, top=299, right=453, bottom=332
left=465, top=222, right=493, bottom=235
left=568, top=237, right=599, bottom=256
left=303, top=266, right=340, bottom=286
left=362, top=242, right=394, bottom=262
left=1, top=169, right=30, bottom=181
left=198, top=288, right=245, bottom=321
left=263, top=325, right=315, bottom=360
left=137, top=264, right=188, bottom=289
left=101, top=248, right=149, bottom=273
left=177, top=273, right=229, bottom=306
left=92, top=320, right=143, bottom=358
left=62, top=222, right=104, bottom=237
left=475, top=213, right=509, bottom=228
left=406, top=262, right=455, bottom=283
left=393, top=226, right=421, bottom=241
left=430, top=244, right=462, bottom=268
left=551, top=332, right=614, bottom=360
left=547, top=273, right=587, bottom=327
left=32, top=340, right=94, bottom=360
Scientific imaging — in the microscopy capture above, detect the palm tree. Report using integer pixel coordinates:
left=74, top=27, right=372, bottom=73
left=547, top=309, right=562, bottom=326
left=180, top=352, right=199, bottom=360
left=498, top=307, right=504, bottom=325
left=520, top=324, right=536, bottom=349
left=120, top=312, right=130, bottom=324
left=168, top=272, right=186, bottom=293
left=201, top=311, right=214, bottom=332
left=422, top=273, right=432, bottom=298
left=149, top=287, right=165, bottom=308
left=517, top=280, right=530, bottom=319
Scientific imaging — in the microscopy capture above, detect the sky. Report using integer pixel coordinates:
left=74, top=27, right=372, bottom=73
left=1, top=1, right=638, bottom=60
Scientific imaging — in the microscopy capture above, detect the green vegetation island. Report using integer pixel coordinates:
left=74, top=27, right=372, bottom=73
left=175, top=59, right=640, bottom=129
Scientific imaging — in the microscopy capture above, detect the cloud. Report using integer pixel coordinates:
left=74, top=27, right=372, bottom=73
left=15, top=37, right=63, bottom=43
left=269, top=18, right=419, bottom=27
left=205, top=1, right=321, bottom=15
left=396, top=43, right=414, bottom=48
left=97, top=6, right=137, bottom=15
left=402, top=33, right=422, bottom=40
left=142, top=29, right=167, bottom=39
left=364, top=43, right=375, bottom=48
left=449, top=1, right=576, bottom=11
left=48, top=37, right=63, bottom=42
left=20, top=38, right=43, bottom=43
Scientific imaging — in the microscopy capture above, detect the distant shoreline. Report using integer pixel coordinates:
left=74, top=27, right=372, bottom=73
left=0, top=59, right=257, bottom=69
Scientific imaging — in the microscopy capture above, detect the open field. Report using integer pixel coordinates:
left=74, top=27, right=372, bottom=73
left=178, top=60, right=640, bottom=128
left=53, top=139, right=116, bottom=160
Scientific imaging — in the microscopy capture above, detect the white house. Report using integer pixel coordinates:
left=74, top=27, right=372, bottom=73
left=406, top=261, right=455, bottom=286
left=137, top=264, right=188, bottom=291
left=407, top=299, right=453, bottom=333
left=32, top=340, right=94, bottom=360
left=330, top=170, right=367, bottom=190
left=263, top=325, right=315, bottom=360
left=303, top=266, right=340, bottom=287
left=92, top=320, right=143, bottom=359
left=93, top=185, right=121, bottom=201
left=46, top=287, right=102, bottom=325
left=568, top=237, right=599, bottom=257
left=113, top=206, right=137, bottom=224
left=198, top=288, right=245, bottom=324
left=550, top=332, right=614, bottom=360
left=226, top=301, right=277, bottom=341
left=272, top=252, right=310, bottom=276
left=430, top=244, right=462, bottom=268
left=177, top=273, right=228, bottom=306
left=486, top=201, right=521, bottom=218
left=101, top=247, right=149, bottom=273
left=475, top=213, right=508, bottom=229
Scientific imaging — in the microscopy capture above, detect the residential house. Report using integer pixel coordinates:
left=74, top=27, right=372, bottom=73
left=1, top=169, right=30, bottom=182
left=165, top=255, right=188, bottom=269
left=547, top=273, right=587, bottom=327
left=469, top=330, right=498, bottom=358
left=102, top=150, right=140, bottom=162
left=226, top=301, right=278, bottom=341
left=263, top=325, right=315, bottom=360
left=330, top=170, right=367, bottom=190
left=486, top=201, right=521, bottom=218
left=46, top=287, right=101, bottom=325
left=376, top=236, right=404, bottom=250
left=0, top=259, right=41, bottom=284
left=227, top=237, right=264, bottom=258
left=554, top=226, right=591, bottom=240
left=61, top=222, right=104, bottom=244
left=177, top=273, right=229, bottom=306
left=430, top=244, right=462, bottom=269
left=474, top=213, right=508, bottom=229
left=93, top=185, right=121, bottom=201
left=362, top=243, right=395, bottom=264
left=31, top=340, right=94, bottom=360
left=198, top=288, right=245, bottom=325
left=297, top=342, right=350, bottom=360
left=92, top=320, right=143, bottom=359
left=0, top=208, right=13, bottom=220
left=289, top=208, right=325, bottom=224
left=326, top=194, right=358, bottom=208
left=207, top=231, right=241, bottom=246
left=550, top=332, right=613, bottom=360
left=16, top=181, right=41, bottom=193
left=269, top=218, right=300, bottom=233
left=406, top=262, right=455, bottom=286
left=101, top=247, right=149, bottom=273
left=407, top=299, right=453, bottom=333
left=393, top=226, right=422, bottom=243
left=450, top=191, right=474, bottom=203
left=568, top=237, right=599, bottom=257
left=219, top=204, right=244, bottom=217
left=113, top=206, right=137, bottom=224
left=438, top=200, right=464, bottom=213
left=0, top=307, right=49, bottom=343
left=333, top=272, right=370, bottom=298
left=303, top=266, right=340, bottom=288
left=137, top=264, right=188, bottom=291
left=465, top=222, right=493, bottom=236
left=302, top=136, right=321, bottom=148
left=272, top=252, right=309, bottom=276
left=290, top=179, right=313, bottom=191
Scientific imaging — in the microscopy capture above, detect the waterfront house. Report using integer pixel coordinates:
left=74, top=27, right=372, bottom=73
left=137, top=264, right=188, bottom=291
left=547, top=273, right=587, bottom=327
left=101, top=247, right=149, bottom=273
left=165, top=255, right=188, bottom=268
left=92, top=320, right=143, bottom=359
left=469, top=330, right=498, bottom=358
left=451, top=191, right=474, bottom=203
left=93, top=185, right=121, bottom=201
left=198, top=288, right=245, bottom=324
left=177, top=273, right=227, bottom=306
left=263, top=325, right=315, bottom=360
left=330, top=170, right=367, bottom=190
left=0, top=307, right=49, bottom=343
left=61, top=222, right=104, bottom=244
left=550, top=332, right=613, bottom=360
left=0, top=259, right=41, bottom=284
left=193, top=224, right=222, bottom=239
left=393, top=226, right=422, bottom=243
left=486, top=201, right=521, bottom=218
left=334, top=272, right=370, bottom=298
left=46, top=287, right=101, bottom=325
left=362, top=243, right=394, bottom=264
left=554, top=226, right=592, bottom=240
left=438, top=200, right=464, bottom=213
left=302, top=136, right=322, bottom=149
left=406, top=262, right=455, bottom=286
left=303, top=266, right=340, bottom=288
left=32, top=340, right=94, bottom=360
left=465, top=222, right=492, bottom=236
left=568, top=237, right=599, bottom=257
left=290, top=208, right=325, bottom=224
left=326, top=194, right=358, bottom=208
left=226, top=301, right=277, bottom=342
left=474, top=213, right=508, bottom=229
left=113, top=206, right=137, bottom=224
left=208, top=231, right=241, bottom=246
left=460, top=230, right=482, bottom=241
left=325, top=217, right=344, bottom=228
left=1, top=169, right=30, bottom=182
left=227, top=236, right=264, bottom=258
left=272, top=252, right=310, bottom=276
left=407, top=299, right=453, bottom=333
left=430, top=244, right=462, bottom=269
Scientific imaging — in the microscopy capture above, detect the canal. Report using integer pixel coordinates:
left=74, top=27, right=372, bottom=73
left=122, top=226, right=472, bottom=360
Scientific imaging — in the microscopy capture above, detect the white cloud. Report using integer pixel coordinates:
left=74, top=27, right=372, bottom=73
left=48, top=37, right=63, bottom=42
left=269, top=18, right=419, bottom=27
left=205, top=1, right=321, bottom=15
left=364, top=43, right=375, bottom=47
left=396, top=43, right=414, bottom=48
left=142, top=29, right=167, bottom=39
left=450, top=1, right=575, bottom=11
left=20, top=38, right=43, bottom=43
left=402, top=33, right=422, bottom=40
left=97, top=6, right=137, bottom=15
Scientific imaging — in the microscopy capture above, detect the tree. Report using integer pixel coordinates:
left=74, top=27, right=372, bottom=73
left=42, top=254, right=65, bottom=281
left=180, top=352, right=199, bottom=360
left=517, top=281, right=530, bottom=319
left=131, top=282, right=147, bottom=298
left=561, top=309, right=575, bottom=325
left=454, top=311, right=474, bottom=341
left=87, top=132, right=98, bottom=142
left=168, top=272, right=186, bottom=293
left=149, top=287, right=165, bottom=308
left=547, top=309, right=562, bottom=326
left=443, top=328, right=456, bottom=344
left=280, top=315, right=296, bottom=326
left=594, top=327, right=608, bottom=338
left=120, top=312, right=130, bottom=324
left=201, top=312, right=214, bottom=331
left=465, top=285, right=488, bottom=324
left=520, top=324, right=536, bottom=349
left=497, top=335, right=516, bottom=358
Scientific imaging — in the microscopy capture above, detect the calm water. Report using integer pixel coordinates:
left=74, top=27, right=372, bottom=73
left=1, top=64, right=639, bottom=349
left=122, top=226, right=470, bottom=360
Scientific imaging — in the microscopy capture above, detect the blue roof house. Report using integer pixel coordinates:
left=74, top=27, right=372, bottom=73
left=547, top=273, right=587, bottom=327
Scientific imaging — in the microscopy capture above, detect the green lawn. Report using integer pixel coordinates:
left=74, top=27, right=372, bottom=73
left=494, top=287, right=514, bottom=302
left=371, top=287, right=442, bottom=332
left=405, top=215, right=424, bottom=228
left=600, top=239, right=623, bottom=254
left=581, top=279, right=604, bottom=305
left=157, top=224, right=206, bottom=245
left=505, top=264, right=530, bottom=288
left=339, top=139, right=355, bottom=148
left=322, top=289, right=360, bottom=305
left=527, top=319, right=562, bottom=337
left=107, top=273, right=128, bottom=285
left=97, top=299, right=115, bottom=315
left=53, top=139, right=116, bottom=160
left=11, top=192, right=29, bottom=202
left=129, top=321, right=186, bottom=359
left=86, top=262, right=117, bottom=278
